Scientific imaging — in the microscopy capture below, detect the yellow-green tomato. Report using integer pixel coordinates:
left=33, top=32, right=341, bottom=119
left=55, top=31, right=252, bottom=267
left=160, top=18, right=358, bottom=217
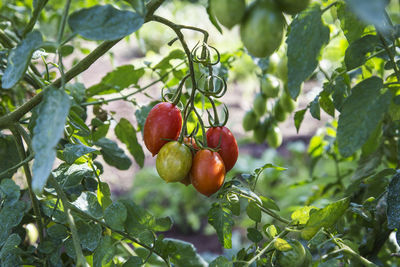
left=156, top=141, right=192, bottom=183
left=261, top=74, right=281, bottom=98
left=267, top=125, right=282, bottom=148
left=210, top=0, right=246, bottom=29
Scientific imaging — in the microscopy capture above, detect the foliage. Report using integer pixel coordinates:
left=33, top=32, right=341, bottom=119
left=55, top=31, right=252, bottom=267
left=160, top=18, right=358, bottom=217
left=0, top=0, right=399, bottom=266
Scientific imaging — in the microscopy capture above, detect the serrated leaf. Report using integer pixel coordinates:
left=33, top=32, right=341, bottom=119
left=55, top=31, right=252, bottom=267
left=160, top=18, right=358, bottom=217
left=0, top=135, right=19, bottom=179
left=387, top=172, right=400, bottom=229
left=286, top=4, right=330, bottom=99
left=337, top=2, right=365, bottom=43
left=344, top=35, right=380, bottom=70
left=68, top=5, right=144, bottom=41
left=47, top=224, right=69, bottom=240
left=153, top=216, right=173, bottom=232
left=208, top=204, right=234, bottom=249
left=246, top=201, right=261, bottom=222
left=153, top=49, right=186, bottom=70
left=93, top=236, right=115, bottom=267
left=120, top=199, right=155, bottom=235
left=310, top=96, right=321, bottom=120
left=291, top=206, right=318, bottom=225
left=104, top=201, right=127, bottom=231
left=337, top=77, right=391, bottom=157
left=87, top=65, right=144, bottom=97
left=0, top=234, right=21, bottom=259
left=95, top=138, right=132, bottom=170
left=294, top=108, right=307, bottom=133
left=122, top=256, right=143, bottom=267
left=115, top=118, right=145, bottom=168
left=63, top=143, right=97, bottom=164
left=301, top=198, right=350, bottom=240
left=0, top=201, right=26, bottom=231
left=32, top=88, right=71, bottom=193
left=2, top=30, right=42, bottom=89
left=209, top=256, right=232, bottom=267
left=76, top=221, right=102, bottom=251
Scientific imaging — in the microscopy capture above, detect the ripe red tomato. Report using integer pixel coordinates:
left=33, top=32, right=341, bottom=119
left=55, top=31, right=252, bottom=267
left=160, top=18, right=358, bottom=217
left=143, top=102, right=182, bottom=156
left=191, top=149, right=226, bottom=197
left=206, top=126, right=238, bottom=172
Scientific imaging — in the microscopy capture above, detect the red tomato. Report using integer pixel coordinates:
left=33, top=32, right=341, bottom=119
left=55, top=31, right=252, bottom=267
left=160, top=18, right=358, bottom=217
left=191, top=150, right=226, bottom=197
left=206, top=126, right=238, bottom=172
left=143, top=102, right=182, bottom=156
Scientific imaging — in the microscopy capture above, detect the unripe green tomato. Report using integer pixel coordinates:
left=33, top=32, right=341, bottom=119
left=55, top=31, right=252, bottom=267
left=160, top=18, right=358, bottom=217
left=276, top=240, right=306, bottom=267
left=210, top=0, right=246, bottom=29
left=300, top=247, right=312, bottom=267
left=267, top=53, right=280, bottom=74
left=275, top=0, right=310, bottom=15
left=274, top=102, right=288, bottom=122
left=253, top=120, right=269, bottom=144
left=156, top=141, right=192, bottom=183
left=253, top=93, right=268, bottom=117
left=243, top=110, right=258, bottom=131
left=240, top=0, right=285, bottom=58
left=261, top=74, right=281, bottom=98
left=276, top=54, right=288, bottom=83
left=267, top=125, right=282, bottom=148
left=280, top=92, right=297, bottom=113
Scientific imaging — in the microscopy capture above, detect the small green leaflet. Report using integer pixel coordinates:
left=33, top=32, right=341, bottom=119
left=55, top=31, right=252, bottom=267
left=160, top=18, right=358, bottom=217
left=286, top=4, right=330, bottom=99
left=32, top=88, right=71, bottom=193
left=68, top=5, right=144, bottom=41
left=208, top=204, right=234, bottom=249
left=294, top=108, right=307, bottom=133
left=2, top=30, right=43, bottom=89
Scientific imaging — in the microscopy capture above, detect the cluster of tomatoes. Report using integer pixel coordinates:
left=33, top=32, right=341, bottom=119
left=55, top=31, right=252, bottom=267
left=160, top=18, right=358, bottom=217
left=143, top=102, right=238, bottom=197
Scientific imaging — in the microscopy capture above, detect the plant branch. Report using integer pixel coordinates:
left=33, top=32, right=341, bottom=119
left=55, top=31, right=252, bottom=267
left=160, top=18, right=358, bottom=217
left=23, top=0, right=49, bottom=37
left=0, top=152, right=34, bottom=178
left=378, top=33, right=400, bottom=82
left=10, top=125, right=44, bottom=243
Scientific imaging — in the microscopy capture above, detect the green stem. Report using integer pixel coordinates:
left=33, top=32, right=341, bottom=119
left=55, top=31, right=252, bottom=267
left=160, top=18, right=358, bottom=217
left=246, top=229, right=289, bottom=266
left=57, top=0, right=71, bottom=44
left=10, top=125, right=44, bottom=243
left=321, top=2, right=338, bottom=13
left=23, top=0, right=49, bottom=37
left=0, top=152, right=34, bottom=178
left=49, top=176, right=87, bottom=267
left=378, top=33, right=400, bottom=82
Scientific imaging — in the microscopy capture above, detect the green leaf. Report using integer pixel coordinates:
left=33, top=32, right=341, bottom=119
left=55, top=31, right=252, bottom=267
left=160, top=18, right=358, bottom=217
left=1, top=30, right=42, bottom=89
left=286, top=4, right=330, bottom=99
left=68, top=5, right=144, bottom=41
left=301, top=198, right=350, bottom=240
left=124, top=0, right=146, bottom=16
left=0, top=201, right=27, bottom=232
left=154, top=49, right=186, bottom=70
left=104, top=201, right=127, bottom=231
left=153, top=216, right=173, bottom=232
left=337, top=77, right=391, bottom=157
left=86, top=65, right=145, bottom=97
left=209, top=256, right=232, bottom=267
left=260, top=196, right=280, bottom=211
left=208, top=204, right=234, bottom=249
left=0, top=135, right=19, bottom=179
left=0, top=234, right=21, bottom=259
left=76, top=221, right=102, bottom=251
left=263, top=224, right=278, bottom=239
left=95, top=138, right=132, bottom=170
left=156, top=238, right=207, bottom=267
left=310, top=96, right=320, bottom=120
left=115, top=118, right=145, bottom=168
left=246, top=201, right=262, bottom=222
left=0, top=179, right=20, bottom=206
left=72, top=192, right=103, bottom=219
left=291, top=206, right=318, bottom=225
left=344, top=35, right=380, bottom=70
left=47, top=224, right=69, bottom=240
left=294, top=108, right=307, bottom=133
left=93, top=236, right=115, bottom=267
left=346, top=0, right=390, bottom=33
left=135, top=102, right=158, bottom=133
left=63, top=143, right=97, bottom=164
left=32, top=88, right=71, bottom=193
left=274, top=238, right=292, bottom=252
left=97, top=182, right=112, bottom=210
left=122, top=256, right=143, bottom=267
left=319, top=91, right=335, bottom=117
left=120, top=199, right=156, bottom=235
left=387, top=172, right=400, bottom=229
left=331, top=74, right=349, bottom=111
left=247, top=228, right=263, bottom=243
left=337, top=2, right=365, bottom=43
